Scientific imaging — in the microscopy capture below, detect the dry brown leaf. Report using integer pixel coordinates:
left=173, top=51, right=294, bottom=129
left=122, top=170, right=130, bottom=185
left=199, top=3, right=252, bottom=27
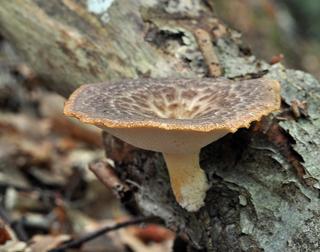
left=0, top=240, right=30, bottom=252
left=29, top=234, right=70, bottom=252
left=129, top=224, right=175, bottom=243
left=118, top=228, right=173, bottom=252
left=0, top=223, right=12, bottom=245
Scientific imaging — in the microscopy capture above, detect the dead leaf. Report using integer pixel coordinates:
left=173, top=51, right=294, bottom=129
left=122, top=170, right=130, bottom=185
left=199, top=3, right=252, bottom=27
left=0, top=222, right=12, bottom=245
left=130, top=224, right=175, bottom=243
left=29, top=234, right=70, bottom=252
left=0, top=240, right=30, bottom=252
left=270, top=54, right=284, bottom=64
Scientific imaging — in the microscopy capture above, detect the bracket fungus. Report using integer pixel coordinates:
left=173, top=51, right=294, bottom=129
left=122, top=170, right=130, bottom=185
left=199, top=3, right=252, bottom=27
left=64, top=78, right=281, bottom=212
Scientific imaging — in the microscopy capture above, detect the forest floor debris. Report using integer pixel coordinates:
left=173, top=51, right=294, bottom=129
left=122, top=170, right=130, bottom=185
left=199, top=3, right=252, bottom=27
left=0, top=38, right=174, bottom=252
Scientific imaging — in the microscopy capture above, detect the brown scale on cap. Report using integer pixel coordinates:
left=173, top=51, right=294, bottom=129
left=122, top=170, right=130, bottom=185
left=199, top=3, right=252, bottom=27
left=65, top=78, right=280, bottom=132
left=64, top=78, right=281, bottom=211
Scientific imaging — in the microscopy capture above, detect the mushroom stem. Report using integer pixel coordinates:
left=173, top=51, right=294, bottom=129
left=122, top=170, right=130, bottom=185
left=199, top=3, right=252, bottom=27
left=163, top=151, right=209, bottom=212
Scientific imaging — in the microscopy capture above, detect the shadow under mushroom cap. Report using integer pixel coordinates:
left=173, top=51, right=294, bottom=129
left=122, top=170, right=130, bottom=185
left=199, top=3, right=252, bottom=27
left=64, top=78, right=280, bottom=132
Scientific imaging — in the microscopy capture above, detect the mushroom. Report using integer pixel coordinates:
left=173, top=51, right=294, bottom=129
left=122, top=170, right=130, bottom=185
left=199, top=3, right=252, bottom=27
left=64, top=78, right=281, bottom=212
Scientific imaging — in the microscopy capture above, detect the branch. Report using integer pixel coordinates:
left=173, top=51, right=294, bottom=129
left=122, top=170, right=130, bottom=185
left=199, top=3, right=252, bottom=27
left=48, top=216, right=162, bottom=252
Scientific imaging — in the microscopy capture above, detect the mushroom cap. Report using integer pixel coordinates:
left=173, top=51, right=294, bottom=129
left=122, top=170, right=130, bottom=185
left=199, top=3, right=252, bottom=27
left=64, top=78, right=280, bottom=153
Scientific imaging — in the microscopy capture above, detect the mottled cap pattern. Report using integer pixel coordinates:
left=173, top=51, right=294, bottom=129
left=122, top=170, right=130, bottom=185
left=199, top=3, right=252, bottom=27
left=64, top=78, right=281, bottom=132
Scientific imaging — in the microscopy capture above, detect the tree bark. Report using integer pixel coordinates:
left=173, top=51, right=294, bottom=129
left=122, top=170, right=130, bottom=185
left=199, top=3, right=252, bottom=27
left=1, top=1, right=320, bottom=251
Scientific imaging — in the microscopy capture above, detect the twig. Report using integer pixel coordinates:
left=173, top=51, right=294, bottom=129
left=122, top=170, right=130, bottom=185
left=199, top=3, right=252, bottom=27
left=194, top=28, right=222, bottom=77
left=12, top=219, right=29, bottom=241
left=89, top=160, right=129, bottom=198
left=0, top=206, right=28, bottom=241
left=0, top=206, right=11, bottom=224
left=48, top=216, right=162, bottom=252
